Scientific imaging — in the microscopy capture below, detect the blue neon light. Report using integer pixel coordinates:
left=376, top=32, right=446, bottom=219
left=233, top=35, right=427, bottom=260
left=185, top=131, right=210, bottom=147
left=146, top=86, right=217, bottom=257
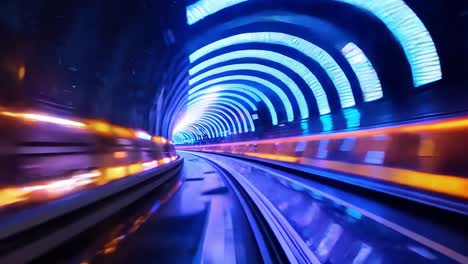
left=189, top=62, right=302, bottom=118
left=198, top=117, right=222, bottom=137
left=188, top=97, right=255, bottom=133
left=192, top=124, right=210, bottom=139
left=195, top=123, right=214, bottom=138
left=200, top=112, right=231, bottom=136
left=186, top=0, right=247, bottom=25
left=190, top=85, right=261, bottom=102
left=189, top=92, right=258, bottom=110
left=186, top=1, right=441, bottom=87
left=188, top=103, right=240, bottom=134
left=320, top=115, right=333, bottom=132
left=338, top=0, right=441, bottom=87
left=189, top=75, right=296, bottom=122
left=189, top=49, right=328, bottom=116
left=343, top=107, right=361, bottom=128
left=177, top=105, right=234, bottom=137
left=189, top=32, right=354, bottom=109
left=189, top=84, right=279, bottom=125
left=342, top=43, right=382, bottom=102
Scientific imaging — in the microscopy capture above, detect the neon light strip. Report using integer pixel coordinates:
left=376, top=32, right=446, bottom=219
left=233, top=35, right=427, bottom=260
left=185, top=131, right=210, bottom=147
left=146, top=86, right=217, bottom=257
left=189, top=49, right=325, bottom=116
left=198, top=117, right=222, bottom=137
left=342, top=43, right=383, bottom=102
left=190, top=85, right=261, bottom=102
left=189, top=92, right=258, bottom=110
left=198, top=111, right=233, bottom=136
left=201, top=114, right=230, bottom=137
left=186, top=0, right=441, bottom=86
left=194, top=123, right=214, bottom=138
left=188, top=97, right=255, bottom=132
left=338, top=0, right=441, bottom=87
left=190, top=32, right=353, bottom=108
left=188, top=104, right=239, bottom=134
left=190, top=83, right=282, bottom=124
left=189, top=74, right=299, bottom=119
left=186, top=0, right=248, bottom=25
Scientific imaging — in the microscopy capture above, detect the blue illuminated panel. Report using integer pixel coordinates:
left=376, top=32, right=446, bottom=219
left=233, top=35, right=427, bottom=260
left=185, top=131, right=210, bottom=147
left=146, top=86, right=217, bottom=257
left=196, top=123, right=215, bottom=138
left=190, top=85, right=261, bottom=102
left=342, top=43, right=383, bottom=102
left=198, top=117, right=222, bottom=137
left=188, top=103, right=242, bottom=134
left=190, top=49, right=327, bottom=116
left=320, top=115, right=333, bottom=132
left=182, top=105, right=236, bottom=136
left=201, top=112, right=231, bottom=136
left=189, top=75, right=296, bottom=121
left=339, top=0, right=441, bottom=87
left=189, top=92, right=258, bottom=110
left=189, top=32, right=354, bottom=109
left=343, top=107, right=361, bottom=128
left=188, top=97, right=255, bottom=133
left=187, top=0, right=441, bottom=87
left=190, top=84, right=280, bottom=125
left=186, top=0, right=247, bottom=25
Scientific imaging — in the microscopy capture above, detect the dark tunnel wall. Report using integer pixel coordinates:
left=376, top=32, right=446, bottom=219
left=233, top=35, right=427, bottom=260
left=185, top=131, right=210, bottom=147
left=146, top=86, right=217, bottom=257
left=0, top=0, right=186, bottom=130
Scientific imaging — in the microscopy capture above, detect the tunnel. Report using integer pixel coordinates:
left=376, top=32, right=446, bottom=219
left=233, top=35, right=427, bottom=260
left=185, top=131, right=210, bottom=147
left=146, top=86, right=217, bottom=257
left=0, top=0, right=467, bottom=263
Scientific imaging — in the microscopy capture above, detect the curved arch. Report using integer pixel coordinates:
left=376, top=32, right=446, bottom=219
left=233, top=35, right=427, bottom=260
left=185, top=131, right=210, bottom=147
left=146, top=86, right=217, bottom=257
left=199, top=113, right=230, bottom=136
left=186, top=103, right=239, bottom=134
left=338, top=0, right=441, bottom=86
left=341, top=42, right=382, bottom=101
left=189, top=74, right=299, bottom=120
left=186, top=0, right=247, bottom=25
left=190, top=124, right=209, bottom=139
left=190, top=85, right=260, bottom=102
left=190, top=50, right=327, bottom=116
left=189, top=83, right=280, bottom=125
left=194, top=123, right=214, bottom=138
left=184, top=127, right=203, bottom=140
left=187, top=97, right=255, bottom=133
left=190, top=32, right=354, bottom=108
left=189, top=91, right=258, bottom=111
left=186, top=1, right=441, bottom=86
left=176, top=130, right=196, bottom=143
left=198, top=117, right=222, bottom=137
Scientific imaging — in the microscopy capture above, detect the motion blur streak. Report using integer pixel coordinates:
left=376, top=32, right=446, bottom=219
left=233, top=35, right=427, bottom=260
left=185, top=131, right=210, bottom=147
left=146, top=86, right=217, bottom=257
left=178, top=116, right=468, bottom=199
left=183, top=116, right=468, bottom=145
left=1, top=111, right=86, bottom=128
left=245, top=152, right=468, bottom=198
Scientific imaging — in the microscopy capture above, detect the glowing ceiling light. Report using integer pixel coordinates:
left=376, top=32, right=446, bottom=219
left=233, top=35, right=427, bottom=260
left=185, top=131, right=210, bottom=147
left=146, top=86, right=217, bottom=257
left=199, top=85, right=261, bottom=102
left=189, top=32, right=354, bottom=109
left=189, top=74, right=298, bottom=119
left=188, top=97, right=255, bottom=133
left=189, top=49, right=327, bottom=116
left=189, top=91, right=257, bottom=110
left=186, top=0, right=441, bottom=87
left=190, top=83, right=281, bottom=125
left=338, top=0, right=441, bottom=87
left=342, top=43, right=382, bottom=102
left=199, top=114, right=229, bottom=136
left=186, top=104, right=239, bottom=134
left=186, top=0, right=248, bottom=25
left=198, top=117, right=221, bottom=137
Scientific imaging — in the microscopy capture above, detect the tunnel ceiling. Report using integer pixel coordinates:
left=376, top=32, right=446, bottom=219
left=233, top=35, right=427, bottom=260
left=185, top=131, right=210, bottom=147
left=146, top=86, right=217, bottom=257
left=162, top=0, right=465, bottom=145
left=1, top=1, right=466, bottom=141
